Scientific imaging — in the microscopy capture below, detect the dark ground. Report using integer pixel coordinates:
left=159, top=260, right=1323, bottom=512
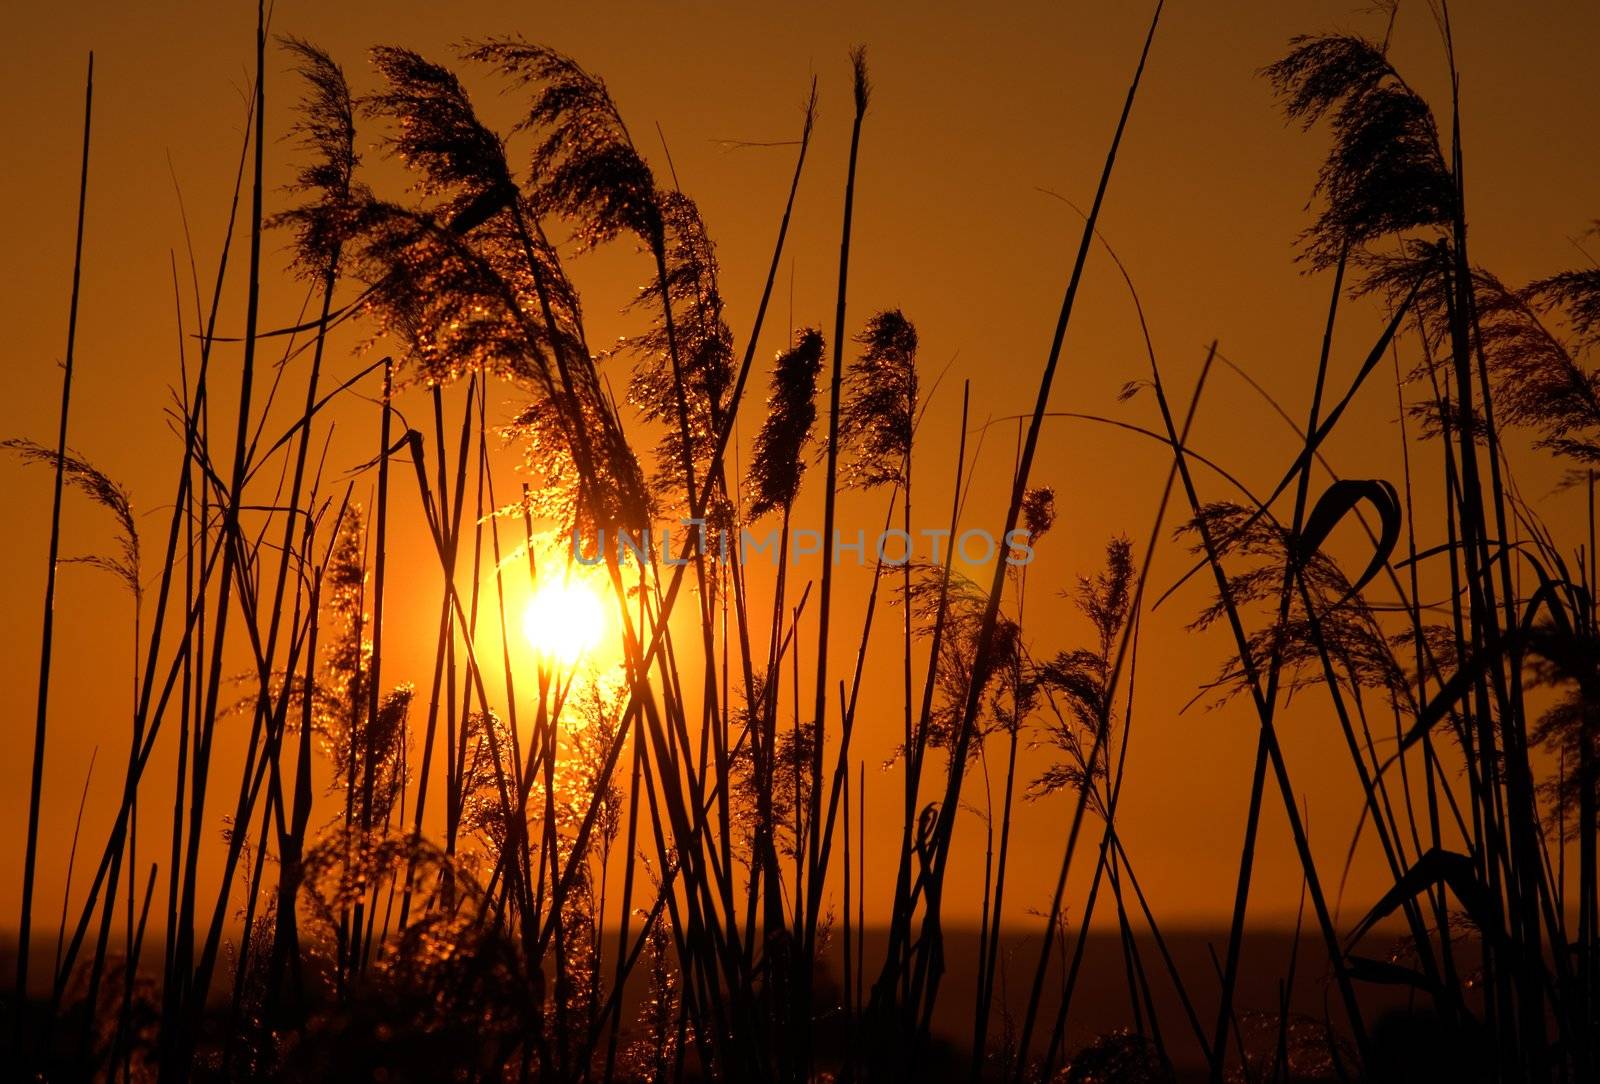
left=1, top=923, right=1452, bottom=1080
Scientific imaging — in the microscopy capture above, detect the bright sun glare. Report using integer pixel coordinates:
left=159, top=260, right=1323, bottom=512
left=522, top=577, right=607, bottom=668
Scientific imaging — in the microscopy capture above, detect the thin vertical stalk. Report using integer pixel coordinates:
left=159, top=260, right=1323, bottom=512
left=1211, top=251, right=1349, bottom=1073
left=17, top=52, right=93, bottom=1029
left=925, top=3, right=1166, bottom=1055
left=351, top=357, right=394, bottom=974
left=176, top=2, right=269, bottom=1046
left=806, top=51, right=871, bottom=988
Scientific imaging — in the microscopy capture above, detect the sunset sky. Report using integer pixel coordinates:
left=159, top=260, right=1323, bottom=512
left=4, top=0, right=1599, bottom=950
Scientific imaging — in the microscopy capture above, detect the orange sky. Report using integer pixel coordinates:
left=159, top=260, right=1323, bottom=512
left=3, top=0, right=1599, bottom=946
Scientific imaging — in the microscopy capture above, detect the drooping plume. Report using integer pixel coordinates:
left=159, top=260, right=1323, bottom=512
left=506, top=390, right=655, bottom=545
left=273, top=37, right=365, bottom=281
left=464, top=37, right=661, bottom=250
left=1529, top=264, right=1600, bottom=352
left=1264, top=34, right=1455, bottom=268
left=355, top=46, right=563, bottom=387
left=627, top=192, right=735, bottom=505
left=365, top=46, right=525, bottom=229
left=360, top=45, right=651, bottom=531
left=1366, top=244, right=1600, bottom=463
left=1178, top=502, right=1405, bottom=706
left=2, top=439, right=140, bottom=602
left=1471, top=270, right=1600, bottom=463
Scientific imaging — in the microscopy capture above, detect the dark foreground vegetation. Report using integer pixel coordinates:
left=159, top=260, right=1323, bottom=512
left=5, top=1, right=1599, bottom=1080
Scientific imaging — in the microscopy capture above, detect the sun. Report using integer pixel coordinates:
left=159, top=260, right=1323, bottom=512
left=523, top=576, right=608, bottom=668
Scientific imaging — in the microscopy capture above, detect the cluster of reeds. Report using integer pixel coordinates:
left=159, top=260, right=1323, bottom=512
left=7, top=0, right=1599, bottom=1080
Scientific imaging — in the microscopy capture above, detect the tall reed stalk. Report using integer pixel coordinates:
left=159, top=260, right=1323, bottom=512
left=17, top=7, right=1600, bottom=1080
left=16, top=52, right=93, bottom=1037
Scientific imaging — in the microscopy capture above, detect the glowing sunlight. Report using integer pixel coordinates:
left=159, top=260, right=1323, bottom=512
left=522, top=575, right=608, bottom=667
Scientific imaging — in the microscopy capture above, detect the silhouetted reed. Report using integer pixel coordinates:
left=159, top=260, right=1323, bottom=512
left=12, top=3, right=1600, bottom=1080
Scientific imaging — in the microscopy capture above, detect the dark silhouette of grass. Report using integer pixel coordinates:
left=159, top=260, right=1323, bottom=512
left=6, top=2, right=1600, bottom=1080
left=15, top=51, right=94, bottom=1048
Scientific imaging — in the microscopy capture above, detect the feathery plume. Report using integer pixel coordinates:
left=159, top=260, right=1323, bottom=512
left=355, top=47, right=565, bottom=387
left=839, top=309, right=918, bottom=490
left=3, top=439, right=140, bottom=602
left=465, top=37, right=660, bottom=250
left=1368, top=244, right=1600, bottom=461
left=1529, top=265, right=1600, bottom=351
left=272, top=37, right=365, bottom=280
left=1178, top=502, right=1405, bottom=705
left=1526, top=624, right=1600, bottom=833
left=747, top=329, right=825, bottom=518
left=1021, top=486, right=1057, bottom=541
left=627, top=192, right=734, bottom=503
left=366, top=46, right=517, bottom=219
left=1264, top=34, right=1454, bottom=268
left=1472, top=270, right=1600, bottom=462
left=505, top=391, right=654, bottom=544
left=1030, top=537, right=1133, bottom=812
left=900, top=566, right=1030, bottom=760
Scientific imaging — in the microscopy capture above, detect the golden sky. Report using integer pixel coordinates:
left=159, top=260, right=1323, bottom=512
left=3, top=0, right=1599, bottom=940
